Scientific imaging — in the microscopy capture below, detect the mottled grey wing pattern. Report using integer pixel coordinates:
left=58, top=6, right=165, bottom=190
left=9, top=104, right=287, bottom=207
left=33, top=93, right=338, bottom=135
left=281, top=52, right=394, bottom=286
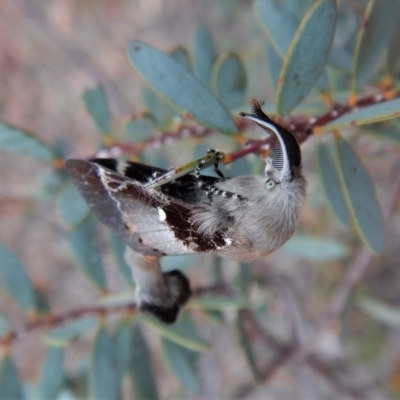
left=65, top=159, right=228, bottom=256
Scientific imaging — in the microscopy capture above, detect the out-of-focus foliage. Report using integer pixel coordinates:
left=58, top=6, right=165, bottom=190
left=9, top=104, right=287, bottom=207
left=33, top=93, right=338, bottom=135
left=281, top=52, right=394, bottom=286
left=0, top=1, right=400, bottom=398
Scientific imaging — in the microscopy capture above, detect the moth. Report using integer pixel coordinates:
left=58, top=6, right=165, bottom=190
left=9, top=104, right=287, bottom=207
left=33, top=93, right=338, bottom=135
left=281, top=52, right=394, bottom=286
left=66, top=102, right=306, bottom=323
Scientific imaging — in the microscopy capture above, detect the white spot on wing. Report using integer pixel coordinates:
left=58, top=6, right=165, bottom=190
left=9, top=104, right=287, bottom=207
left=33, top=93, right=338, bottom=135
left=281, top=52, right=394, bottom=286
left=158, top=207, right=167, bottom=222
left=224, top=237, right=232, bottom=246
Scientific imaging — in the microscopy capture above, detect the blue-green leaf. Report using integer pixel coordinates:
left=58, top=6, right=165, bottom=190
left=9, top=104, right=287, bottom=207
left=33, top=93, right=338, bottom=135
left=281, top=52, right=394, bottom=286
left=266, top=44, right=283, bottom=92
left=358, top=297, right=400, bottom=328
left=161, top=312, right=201, bottom=392
left=386, top=7, right=400, bottom=74
left=37, top=346, right=64, bottom=399
left=280, top=235, right=349, bottom=262
left=335, top=137, right=385, bottom=253
left=255, top=0, right=299, bottom=57
left=89, top=326, right=118, bottom=400
left=112, top=318, right=133, bottom=389
left=322, top=99, right=400, bottom=131
left=130, top=324, right=159, bottom=400
left=212, top=52, right=247, bottom=110
left=57, top=181, right=90, bottom=230
left=352, top=0, right=399, bottom=90
left=0, top=356, right=23, bottom=400
left=189, top=297, right=249, bottom=311
left=0, top=121, right=55, bottom=162
left=140, top=315, right=207, bottom=352
left=0, top=314, right=10, bottom=337
left=276, top=0, right=337, bottom=116
left=317, top=142, right=351, bottom=226
left=162, top=339, right=200, bottom=393
left=108, top=232, right=135, bottom=286
left=192, top=25, right=217, bottom=86
left=161, top=255, right=197, bottom=273
left=82, top=85, right=111, bottom=135
left=124, top=114, right=156, bottom=142
left=0, top=244, right=36, bottom=311
left=170, top=46, right=193, bottom=72
left=141, top=87, right=175, bottom=128
left=44, top=316, right=98, bottom=346
left=127, top=41, right=237, bottom=135
left=67, top=216, right=106, bottom=290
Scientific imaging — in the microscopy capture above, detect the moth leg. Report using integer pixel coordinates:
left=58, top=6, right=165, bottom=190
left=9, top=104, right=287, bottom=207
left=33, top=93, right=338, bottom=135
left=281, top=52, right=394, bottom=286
left=125, top=248, right=191, bottom=323
left=202, top=184, right=247, bottom=202
left=144, top=150, right=225, bottom=190
left=206, top=149, right=225, bottom=179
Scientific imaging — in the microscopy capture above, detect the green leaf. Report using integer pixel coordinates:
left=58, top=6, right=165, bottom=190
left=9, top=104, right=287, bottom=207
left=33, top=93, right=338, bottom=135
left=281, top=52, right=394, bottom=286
left=276, top=0, right=337, bottom=116
left=317, top=142, right=351, bottom=227
left=170, top=46, right=193, bottom=72
left=335, top=137, right=385, bottom=253
left=82, top=85, right=111, bottom=134
left=0, top=356, right=23, bottom=400
left=161, top=254, right=197, bottom=273
left=108, top=232, right=135, bottom=286
left=161, top=312, right=201, bottom=392
left=322, top=99, right=400, bottom=131
left=0, top=121, right=55, bottom=162
left=358, top=297, right=400, bottom=328
left=212, top=52, right=247, bottom=110
left=141, top=87, right=175, bottom=128
left=189, top=296, right=249, bottom=311
left=44, top=316, right=98, bottom=346
left=255, top=0, right=299, bottom=57
left=57, top=181, right=90, bottom=230
left=127, top=40, right=237, bottom=135
left=192, top=25, right=217, bottom=86
left=280, top=235, right=349, bottom=262
left=37, top=346, right=65, bottom=399
left=89, top=326, right=118, bottom=400
left=352, top=0, right=399, bottom=90
left=112, top=318, right=133, bottom=390
left=0, top=314, right=10, bottom=337
left=67, top=216, right=106, bottom=290
left=162, top=339, right=200, bottom=393
left=0, top=244, right=36, bottom=311
left=140, top=315, right=207, bottom=352
left=124, top=114, right=156, bottom=142
left=130, top=324, right=159, bottom=400
left=386, top=7, right=400, bottom=74
left=266, top=44, right=283, bottom=92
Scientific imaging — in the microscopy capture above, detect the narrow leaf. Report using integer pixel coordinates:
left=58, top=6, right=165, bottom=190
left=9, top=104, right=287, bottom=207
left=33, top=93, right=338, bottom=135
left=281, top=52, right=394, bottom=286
left=67, top=216, right=106, bottom=290
left=113, top=318, right=133, bottom=390
left=130, top=324, right=159, bottom=400
left=276, top=0, right=337, bottom=116
left=127, top=41, right=237, bottom=135
left=141, top=87, right=175, bottom=128
left=188, top=296, right=249, bottom=311
left=44, top=316, right=98, bottom=346
left=266, top=44, right=283, bottom=92
left=317, top=142, right=351, bottom=226
left=140, top=315, right=207, bottom=352
left=280, top=235, right=349, bottom=262
left=89, top=326, right=118, bottom=400
left=124, top=114, right=156, bottom=142
left=192, top=25, right=217, bottom=85
left=170, top=46, right=192, bottom=72
left=162, top=339, right=200, bottom=393
left=0, top=356, right=23, bottom=400
left=335, top=137, right=385, bottom=253
left=386, top=7, right=400, bottom=74
left=57, top=181, right=90, bottom=230
left=255, top=0, right=299, bottom=57
left=0, top=314, right=10, bottom=337
left=322, top=99, right=400, bottom=131
left=37, top=346, right=65, bottom=399
left=358, top=297, right=400, bottom=328
left=82, top=85, right=111, bottom=134
left=0, top=121, right=55, bottom=162
left=0, top=244, right=36, bottom=311
left=352, top=0, right=399, bottom=90
left=108, top=232, right=135, bottom=286
left=212, top=52, right=247, bottom=110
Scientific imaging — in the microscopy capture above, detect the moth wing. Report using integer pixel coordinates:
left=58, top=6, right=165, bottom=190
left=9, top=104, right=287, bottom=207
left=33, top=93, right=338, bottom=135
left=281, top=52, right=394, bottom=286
left=65, top=159, right=229, bottom=256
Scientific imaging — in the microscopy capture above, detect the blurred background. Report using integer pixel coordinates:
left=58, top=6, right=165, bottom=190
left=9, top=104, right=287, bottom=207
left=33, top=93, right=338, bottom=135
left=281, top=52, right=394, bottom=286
left=1, top=0, right=400, bottom=399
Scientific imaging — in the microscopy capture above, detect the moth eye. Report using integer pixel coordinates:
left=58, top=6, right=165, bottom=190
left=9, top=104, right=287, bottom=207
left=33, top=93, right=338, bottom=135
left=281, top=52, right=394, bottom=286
left=265, top=179, right=276, bottom=190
